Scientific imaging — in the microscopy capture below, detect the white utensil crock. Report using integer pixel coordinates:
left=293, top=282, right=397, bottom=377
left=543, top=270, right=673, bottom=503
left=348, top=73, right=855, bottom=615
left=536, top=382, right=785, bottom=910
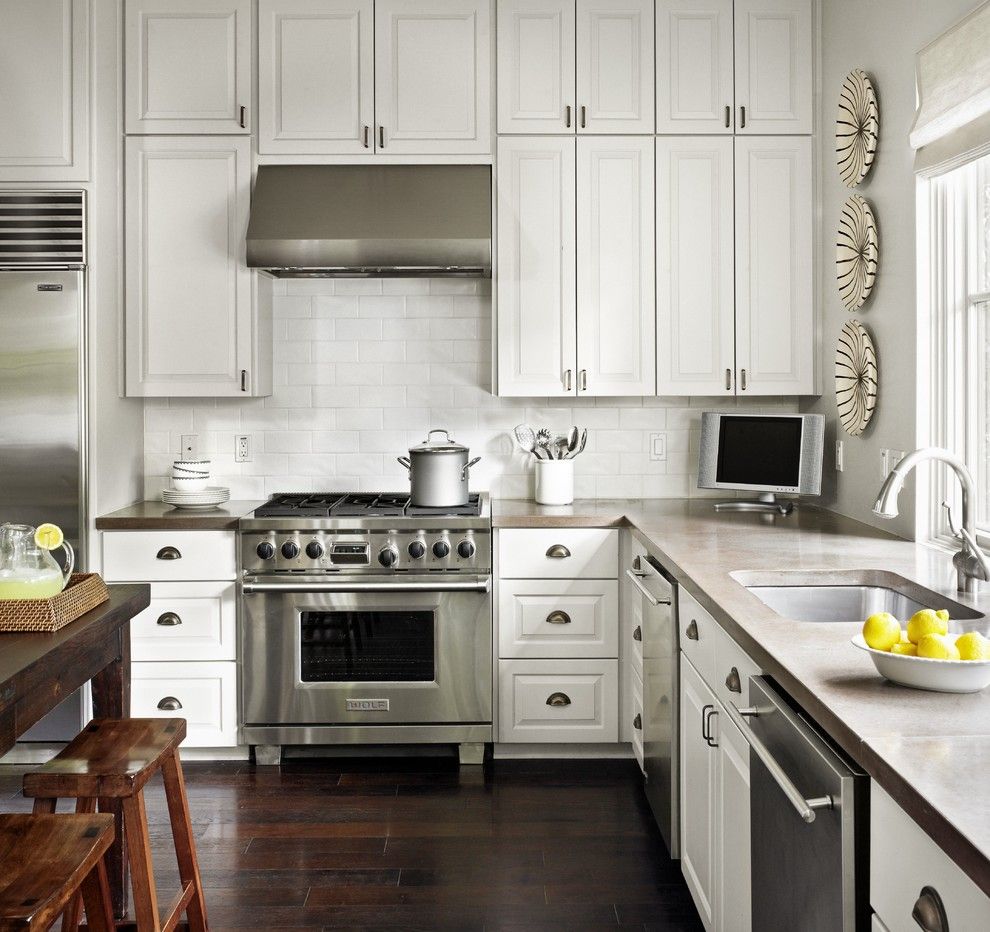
left=535, top=459, right=574, bottom=505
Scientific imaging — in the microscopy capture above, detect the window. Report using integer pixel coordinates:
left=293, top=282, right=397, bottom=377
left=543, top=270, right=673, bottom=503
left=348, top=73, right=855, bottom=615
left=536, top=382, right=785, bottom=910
left=926, top=152, right=990, bottom=545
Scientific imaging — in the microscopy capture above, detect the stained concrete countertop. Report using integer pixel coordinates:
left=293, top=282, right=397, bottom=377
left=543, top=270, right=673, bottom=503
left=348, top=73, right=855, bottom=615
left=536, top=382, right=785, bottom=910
left=95, top=500, right=261, bottom=530
left=494, top=498, right=990, bottom=896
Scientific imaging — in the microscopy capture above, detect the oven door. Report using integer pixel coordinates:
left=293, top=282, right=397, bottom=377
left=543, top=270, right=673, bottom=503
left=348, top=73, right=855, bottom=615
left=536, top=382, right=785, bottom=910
left=240, top=575, right=492, bottom=726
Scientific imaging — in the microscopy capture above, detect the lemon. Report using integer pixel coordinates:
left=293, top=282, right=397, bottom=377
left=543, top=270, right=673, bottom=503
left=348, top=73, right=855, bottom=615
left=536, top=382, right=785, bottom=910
left=955, top=631, right=990, bottom=661
left=936, top=609, right=950, bottom=623
left=917, top=633, right=961, bottom=660
left=863, top=612, right=901, bottom=651
left=906, top=609, right=948, bottom=645
left=891, top=642, right=918, bottom=656
left=34, top=523, right=64, bottom=551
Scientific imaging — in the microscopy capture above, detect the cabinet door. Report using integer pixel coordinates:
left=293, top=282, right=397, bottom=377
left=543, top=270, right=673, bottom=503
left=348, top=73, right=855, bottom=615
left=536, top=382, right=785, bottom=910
left=576, top=136, right=655, bottom=396
left=716, top=704, right=752, bottom=932
left=125, top=0, right=251, bottom=134
left=680, top=654, right=716, bottom=931
left=0, top=0, right=89, bottom=182
left=125, top=137, right=255, bottom=397
left=655, top=0, right=733, bottom=134
left=656, top=136, right=735, bottom=396
left=734, top=136, right=814, bottom=395
left=375, top=0, right=492, bottom=154
left=576, top=0, right=654, bottom=134
left=258, top=0, right=374, bottom=155
left=734, top=0, right=812, bottom=135
left=497, top=0, right=575, bottom=134
left=496, top=137, right=576, bottom=397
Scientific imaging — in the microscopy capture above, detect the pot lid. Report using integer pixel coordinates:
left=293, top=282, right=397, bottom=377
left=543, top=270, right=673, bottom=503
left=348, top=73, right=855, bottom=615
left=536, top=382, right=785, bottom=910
left=410, top=429, right=468, bottom=454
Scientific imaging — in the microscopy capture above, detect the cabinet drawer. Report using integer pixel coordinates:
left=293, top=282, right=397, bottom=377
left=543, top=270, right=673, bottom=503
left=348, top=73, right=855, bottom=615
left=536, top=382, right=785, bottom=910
left=102, top=531, right=236, bottom=581
left=871, top=785, right=990, bottom=931
left=498, top=528, right=619, bottom=579
left=498, top=659, right=618, bottom=743
left=131, top=582, right=235, bottom=662
left=713, top=624, right=761, bottom=710
left=498, top=579, right=618, bottom=658
left=631, top=668, right=644, bottom=771
left=678, top=587, right=717, bottom=687
left=132, top=661, right=237, bottom=748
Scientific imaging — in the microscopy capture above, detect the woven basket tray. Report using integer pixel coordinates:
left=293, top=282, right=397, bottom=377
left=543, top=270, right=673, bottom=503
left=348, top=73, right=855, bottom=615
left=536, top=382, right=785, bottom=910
left=0, top=573, right=111, bottom=633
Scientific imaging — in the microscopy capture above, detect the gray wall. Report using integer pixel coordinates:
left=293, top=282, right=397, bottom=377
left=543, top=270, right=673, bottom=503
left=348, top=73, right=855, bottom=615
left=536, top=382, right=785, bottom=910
left=803, top=0, right=976, bottom=539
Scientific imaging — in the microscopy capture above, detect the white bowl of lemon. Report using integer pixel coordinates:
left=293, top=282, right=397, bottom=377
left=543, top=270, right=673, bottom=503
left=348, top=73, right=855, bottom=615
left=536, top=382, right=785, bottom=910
left=852, top=609, right=990, bottom=693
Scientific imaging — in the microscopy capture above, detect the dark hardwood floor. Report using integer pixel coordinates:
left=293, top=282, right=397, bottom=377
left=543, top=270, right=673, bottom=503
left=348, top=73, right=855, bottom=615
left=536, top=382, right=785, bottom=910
left=1, top=755, right=703, bottom=931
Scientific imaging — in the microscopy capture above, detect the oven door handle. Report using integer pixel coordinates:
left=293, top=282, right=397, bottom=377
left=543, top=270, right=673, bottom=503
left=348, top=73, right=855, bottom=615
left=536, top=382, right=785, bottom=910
left=241, top=577, right=491, bottom=594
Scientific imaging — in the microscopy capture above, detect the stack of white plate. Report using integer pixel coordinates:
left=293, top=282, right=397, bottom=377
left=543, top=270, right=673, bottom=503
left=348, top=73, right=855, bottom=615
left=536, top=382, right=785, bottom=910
left=162, top=486, right=230, bottom=511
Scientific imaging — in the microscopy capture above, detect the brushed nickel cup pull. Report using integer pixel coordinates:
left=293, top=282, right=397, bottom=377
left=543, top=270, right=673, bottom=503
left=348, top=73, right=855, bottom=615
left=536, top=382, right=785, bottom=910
left=546, top=610, right=571, bottom=625
left=912, top=886, right=949, bottom=932
left=686, top=620, right=699, bottom=641
left=632, top=625, right=642, bottom=641
left=545, top=544, right=571, bottom=559
left=546, top=692, right=571, bottom=707
left=725, top=666, right=742, bottom=693
left=156, top=612, right=182, bottom=627
left=565, top=104, right=572, bottom=127
left=633, top=713, right=642, bottom=730
left=156, top=546, right=181, bottom=561
left=157, top=696, right=182, bottom=711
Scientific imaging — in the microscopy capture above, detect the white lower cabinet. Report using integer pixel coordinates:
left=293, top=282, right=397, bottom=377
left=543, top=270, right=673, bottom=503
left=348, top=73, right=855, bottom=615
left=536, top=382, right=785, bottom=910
left=714, top=703, right=751, bottom=932
left=871, top=785, right=990, bottom=931
left=130, top=581, right=236, bottom=662
left=498, top=659, right=618, bottom=743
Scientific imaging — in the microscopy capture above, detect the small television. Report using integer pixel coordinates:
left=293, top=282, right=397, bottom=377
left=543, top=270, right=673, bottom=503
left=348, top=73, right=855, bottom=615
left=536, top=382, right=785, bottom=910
left=697, top=412, right=825, bottom=514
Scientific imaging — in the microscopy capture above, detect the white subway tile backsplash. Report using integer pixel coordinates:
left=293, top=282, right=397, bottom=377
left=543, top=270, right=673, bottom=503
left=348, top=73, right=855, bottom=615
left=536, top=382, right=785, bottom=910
left=143, top=279, right=799, bottom=497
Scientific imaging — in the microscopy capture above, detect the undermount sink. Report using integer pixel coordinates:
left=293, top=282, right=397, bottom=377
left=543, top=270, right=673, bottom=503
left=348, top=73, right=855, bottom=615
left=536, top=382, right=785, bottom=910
left=731, top=570, right=985, bottom=625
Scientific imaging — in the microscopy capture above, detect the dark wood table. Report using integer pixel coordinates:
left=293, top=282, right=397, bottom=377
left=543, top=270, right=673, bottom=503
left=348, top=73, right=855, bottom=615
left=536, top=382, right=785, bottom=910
left=0, top=583, right=150, bottom=918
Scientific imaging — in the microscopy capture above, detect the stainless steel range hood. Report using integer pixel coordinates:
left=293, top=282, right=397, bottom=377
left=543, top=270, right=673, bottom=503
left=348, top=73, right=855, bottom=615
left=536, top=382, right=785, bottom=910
left=246, top=164, right=492, bottom=277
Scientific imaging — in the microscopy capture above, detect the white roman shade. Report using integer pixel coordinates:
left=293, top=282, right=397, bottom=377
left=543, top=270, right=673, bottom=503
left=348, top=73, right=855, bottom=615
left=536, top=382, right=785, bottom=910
left=912, top=1, right=990, bottom=172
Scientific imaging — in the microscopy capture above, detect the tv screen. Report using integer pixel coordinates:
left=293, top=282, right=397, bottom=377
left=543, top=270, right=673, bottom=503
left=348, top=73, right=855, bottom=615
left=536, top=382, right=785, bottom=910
left=715, top=416, right=804, bottom=488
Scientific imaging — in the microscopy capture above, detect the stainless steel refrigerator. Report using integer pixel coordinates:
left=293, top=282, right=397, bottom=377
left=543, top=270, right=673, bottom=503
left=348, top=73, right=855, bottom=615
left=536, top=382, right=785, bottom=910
left=0, top=190, right=87, bottom=742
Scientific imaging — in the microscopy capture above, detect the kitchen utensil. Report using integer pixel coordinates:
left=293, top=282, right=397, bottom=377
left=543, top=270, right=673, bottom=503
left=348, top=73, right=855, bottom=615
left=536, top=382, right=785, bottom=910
left=0, top=524, right=74, bottom=600
left=567, top=429, right=587, bottom=459
left=535, top=459, right=574, bottom=505
left=397, top=429, right=481, bottom=507
left=513, top=424, right=537, bottom=456
left=554, top=436, right=569, bottom=460
left=536, top=427, right=552, bottom=446
left=852, top=634, right=990, bottom=693
left=566, top=426, right=579, bottom=457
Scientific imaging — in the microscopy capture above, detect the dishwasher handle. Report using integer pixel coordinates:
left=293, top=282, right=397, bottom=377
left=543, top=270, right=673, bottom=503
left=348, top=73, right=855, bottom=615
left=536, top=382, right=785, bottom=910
left=625, top=569, right=672, bottom=607
left=722, top=700, right=833, bottom=824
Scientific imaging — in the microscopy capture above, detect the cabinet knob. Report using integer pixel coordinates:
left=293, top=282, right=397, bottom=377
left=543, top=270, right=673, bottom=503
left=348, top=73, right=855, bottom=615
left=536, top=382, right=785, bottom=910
left=633, top=713, right=642, bottom=731
left=632, top=625, right=642, bottom=642
left=157, top=696, right=183, bottom=711
left=156, top=546, right=181, bottom=561
left=725, top=666, right=742, bottom=694
left=546, top=610, right=571, bottom=625
left=912, top=886, right=949, bottom=932
left=546, top=692, right=571, bottom=707
left=545, top=544, right=571, bottom=559
left=685, top=620, right=699, bottom=641
left=156, top=612, right=182, bottom=627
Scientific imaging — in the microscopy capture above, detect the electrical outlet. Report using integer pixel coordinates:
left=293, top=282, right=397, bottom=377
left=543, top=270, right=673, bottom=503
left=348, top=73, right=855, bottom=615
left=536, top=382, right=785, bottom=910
left=881, top=448, right=905, bottom=478
left=835, top=440, right=844, bottom=473
left=180, top=434, right=198, bottom=459
left=235, top=434, right=252, bottom=463
left=650, top=432, right=667, bottom=462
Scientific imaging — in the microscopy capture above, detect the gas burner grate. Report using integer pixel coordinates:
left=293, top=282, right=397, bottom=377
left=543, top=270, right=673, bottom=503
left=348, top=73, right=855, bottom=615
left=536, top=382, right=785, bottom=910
left=254, top=493, right=345, bottom=517
left=406, top=494, right=482, bottom=517
left=329, top=493, right=411, bottom=517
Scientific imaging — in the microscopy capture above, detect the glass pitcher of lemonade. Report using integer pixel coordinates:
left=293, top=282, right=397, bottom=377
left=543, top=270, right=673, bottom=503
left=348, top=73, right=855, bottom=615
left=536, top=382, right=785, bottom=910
left=0, top=524, right=75, bottom=600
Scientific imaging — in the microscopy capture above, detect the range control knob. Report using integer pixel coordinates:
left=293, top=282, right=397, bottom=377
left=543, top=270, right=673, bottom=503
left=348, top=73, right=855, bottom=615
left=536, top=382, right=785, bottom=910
left=281, top=541, right=299, bottom=560
left=378, top=546, right=399, bottom=567
left=433, top=540, right=450, bottom=559
left=256, top=541, right=275, bottom=560
left=408, top=540, right=426, bottom=559
left=457, top=539, right=476, bottom=559
left=305, top=541, right=324, bottom=560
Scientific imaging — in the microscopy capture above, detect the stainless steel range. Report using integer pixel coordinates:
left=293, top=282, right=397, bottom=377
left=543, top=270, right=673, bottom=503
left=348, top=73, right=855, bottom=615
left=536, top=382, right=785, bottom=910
left=238, top=492, right=492, bottom=765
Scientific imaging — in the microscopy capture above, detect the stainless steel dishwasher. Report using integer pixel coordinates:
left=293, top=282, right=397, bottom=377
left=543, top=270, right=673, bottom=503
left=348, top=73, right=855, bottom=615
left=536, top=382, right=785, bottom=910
left=627, top=554, right=679, bottom=858
left=722, top=676, right=868, bottom=930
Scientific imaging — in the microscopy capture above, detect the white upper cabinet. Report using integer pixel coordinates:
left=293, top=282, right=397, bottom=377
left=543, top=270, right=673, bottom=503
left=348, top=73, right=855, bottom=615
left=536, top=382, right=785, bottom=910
left=577, top=136, right=655, bottom=395
left=496, top=136, right=576, bottom=397
left=734, top=0, right=812, bottom=134
left=655, top=0, right=734, bottom=134
left=496, top=0, right=575, bottom=134
left=258, top=0, right=374, bottom=154
left=0, top=0, right=89, bottom=181
left=576, top=0, right=654, bottom=134
left=374, top=0, right=492, bottom=154
left=125, top=136, right=271, bottom=397
left=656, top=136, right=735, bottom=396
left=125, top=0, right=252, bottom=134
left=734, top=136, right=813, bottom=395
